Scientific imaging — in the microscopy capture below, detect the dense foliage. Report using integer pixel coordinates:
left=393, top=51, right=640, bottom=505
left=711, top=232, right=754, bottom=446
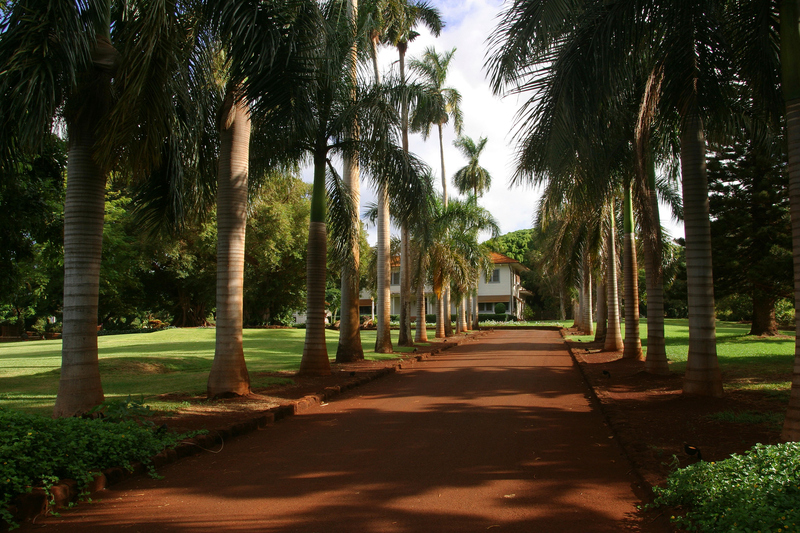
left=707, top=139, right=792, bottom=333
left=0, top=173, right=313, bottom=333
left=0, top=404, right=196, bottom=528
left=0, top=137, right=65, bottom=334
left=651, top=442, right=800, bottom=532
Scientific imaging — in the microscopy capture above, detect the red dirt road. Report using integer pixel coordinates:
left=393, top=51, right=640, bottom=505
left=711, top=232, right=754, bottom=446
left=34, top=330, right=660, bottom=532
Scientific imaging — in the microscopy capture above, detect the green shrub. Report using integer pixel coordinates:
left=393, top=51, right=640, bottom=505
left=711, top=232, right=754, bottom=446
left=776, top=298, right=795, bottom=329
left=480, top=313, right=512, bottom=322
left=0, top=407, right=199, bottom=528
left=494, top=303, right=506, bottom=314
left=650, top=442, right=800, bottom=532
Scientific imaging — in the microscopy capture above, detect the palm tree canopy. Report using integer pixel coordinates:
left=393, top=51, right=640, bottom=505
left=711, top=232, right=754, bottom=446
left=409, top=47, right=464, bottom=138
left=452, top=135, right=492, bottom=198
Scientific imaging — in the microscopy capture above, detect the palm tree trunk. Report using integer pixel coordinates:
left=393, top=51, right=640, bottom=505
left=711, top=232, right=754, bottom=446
left=398, top=46, right=413, bottom=347
left=456, top=297, right=464, bottom=333
left=594, top=275, right=606, bottom=343
left=399, top=226, right=413, bottom=345
left=53, top=122, right=106, bottom=417
left=375, top=185, right=393, bottom=352
left=300, top=145, right=332, bottom=376
left=622, top=184, right=643, bottom=360
left=439, top=123, right=448, bottom=204
left=780, top=0, right=800, bottom=441
left=415, top=279, right=428, bottom=342
left=208, top=96, right=252, bottom=397
left=458, top=296, right=467, bottom=332
left=582, top=254, right=593, bottom=336
left=604, top=203, right=624, bottom=352
left=443, top=285, right=453, bottom=336
left=572, top=300, right=580, bottom=330
left=472, top=288, right=480, bottom=329
left=466, top=294, right=473, bottom=330
left=436, top=293, right=445, bottom=338
left=680, top=113, right=722, bottom=396
left=638, top=159, right=669, bottom=373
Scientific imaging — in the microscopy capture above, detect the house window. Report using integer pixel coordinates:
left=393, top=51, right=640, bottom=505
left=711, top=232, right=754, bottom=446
left=391, top=271, right=400, bottom=285
left=478, top=302, right=495, bottom=313
left=487, top=268, right=500, bottom=283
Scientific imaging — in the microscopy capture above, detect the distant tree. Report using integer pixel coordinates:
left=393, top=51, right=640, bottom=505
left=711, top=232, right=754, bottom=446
left=243, top=175, right=311, bottom=326
left=0, top=137, right=65, bottom=333
left=708, top=139, right=792, bottom=335
left=484, top=229, right=536, bottom=263
left=453, top=135, right=492, bottom=200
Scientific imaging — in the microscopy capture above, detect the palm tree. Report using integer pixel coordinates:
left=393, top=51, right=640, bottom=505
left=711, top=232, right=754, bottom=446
left=452, top=134, right=492, bottom=330
left=411, top=196, right=498, bottom=338
left=410, top=46, right=463, bottom=336
left=205, top=0, right=322, bottom=395
left=336, top=0, right=365, bottom=363
left=0, top=0, right=201, bottom=416
left=361, top=0, right=442, bottom=350
left=410, top=47, right=464, bottom=205
left=453, top=135, right=492, bottom=200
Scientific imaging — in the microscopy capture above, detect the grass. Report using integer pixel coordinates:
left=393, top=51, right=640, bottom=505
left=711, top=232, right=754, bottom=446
left=0, top=328, right=429, bottom=415
left=568, top=318, right=795, bottom=395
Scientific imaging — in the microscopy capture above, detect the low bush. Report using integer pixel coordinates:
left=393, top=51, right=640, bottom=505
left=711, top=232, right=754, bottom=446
left=479, top=314, right=513, bottom=322
left=0, top=403, right=199, bottom=528
left=650, top=442, right=800, bottom=532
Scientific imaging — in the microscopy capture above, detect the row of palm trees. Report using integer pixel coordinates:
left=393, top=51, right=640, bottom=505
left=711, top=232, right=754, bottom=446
left=486, top=0, right=800, bottom=441
left=0, top=0, right=499, bottom=416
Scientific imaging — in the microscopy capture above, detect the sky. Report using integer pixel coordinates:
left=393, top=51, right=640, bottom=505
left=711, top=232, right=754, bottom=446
left=303, top=0, right=684, bottom=245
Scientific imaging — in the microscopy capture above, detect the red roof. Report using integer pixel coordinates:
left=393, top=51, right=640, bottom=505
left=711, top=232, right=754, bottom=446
left=490, top=252, right=518, bottom=264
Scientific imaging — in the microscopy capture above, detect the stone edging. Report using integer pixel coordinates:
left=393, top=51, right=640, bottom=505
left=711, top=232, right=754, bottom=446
left=6, top=330, right=490, bottom=529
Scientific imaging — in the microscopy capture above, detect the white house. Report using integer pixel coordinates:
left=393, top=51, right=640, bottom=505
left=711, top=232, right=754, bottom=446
left=360, top=251, right=530, bottom=320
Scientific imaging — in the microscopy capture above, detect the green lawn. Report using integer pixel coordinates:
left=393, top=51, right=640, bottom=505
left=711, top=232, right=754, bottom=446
left=0, top=328, right=423, bottom=415
left=570, top=318, right=795, bottom=396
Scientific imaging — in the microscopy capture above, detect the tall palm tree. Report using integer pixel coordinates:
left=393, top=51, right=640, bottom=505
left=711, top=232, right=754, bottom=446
left=410, top=47, right=464, bottom=205
left=0, top=0, right=201, bottom=416
left=410, top=46, right=463, bottom=336
left=205, top=0, right=321, bottom=395
left=452, top=134, right=492, bottom=330
left=362, top=0, right=442, bottom=350
left=453, top=135, right=492, bottom=200
left=336, top=0, right=365, bottom=363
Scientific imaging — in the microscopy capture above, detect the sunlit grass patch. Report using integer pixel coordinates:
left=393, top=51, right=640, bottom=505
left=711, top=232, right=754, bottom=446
left=0, top=327, right=419, bottom=414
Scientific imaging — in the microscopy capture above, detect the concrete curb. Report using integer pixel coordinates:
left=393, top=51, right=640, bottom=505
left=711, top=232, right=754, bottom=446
left=6, top=330, right=489, bottom=528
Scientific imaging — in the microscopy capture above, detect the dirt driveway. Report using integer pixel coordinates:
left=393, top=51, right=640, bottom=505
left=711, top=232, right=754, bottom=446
left=31, top=329, right=665, bottom=532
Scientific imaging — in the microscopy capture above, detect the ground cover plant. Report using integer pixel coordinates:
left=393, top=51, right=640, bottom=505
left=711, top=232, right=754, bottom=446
left=0, top=402, right=200, bottom=528
left=0, top=328, right=414, bottom=415
left=650, top=442, right=800, bottom=532
left=569, top=318, right=794, bottom=397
